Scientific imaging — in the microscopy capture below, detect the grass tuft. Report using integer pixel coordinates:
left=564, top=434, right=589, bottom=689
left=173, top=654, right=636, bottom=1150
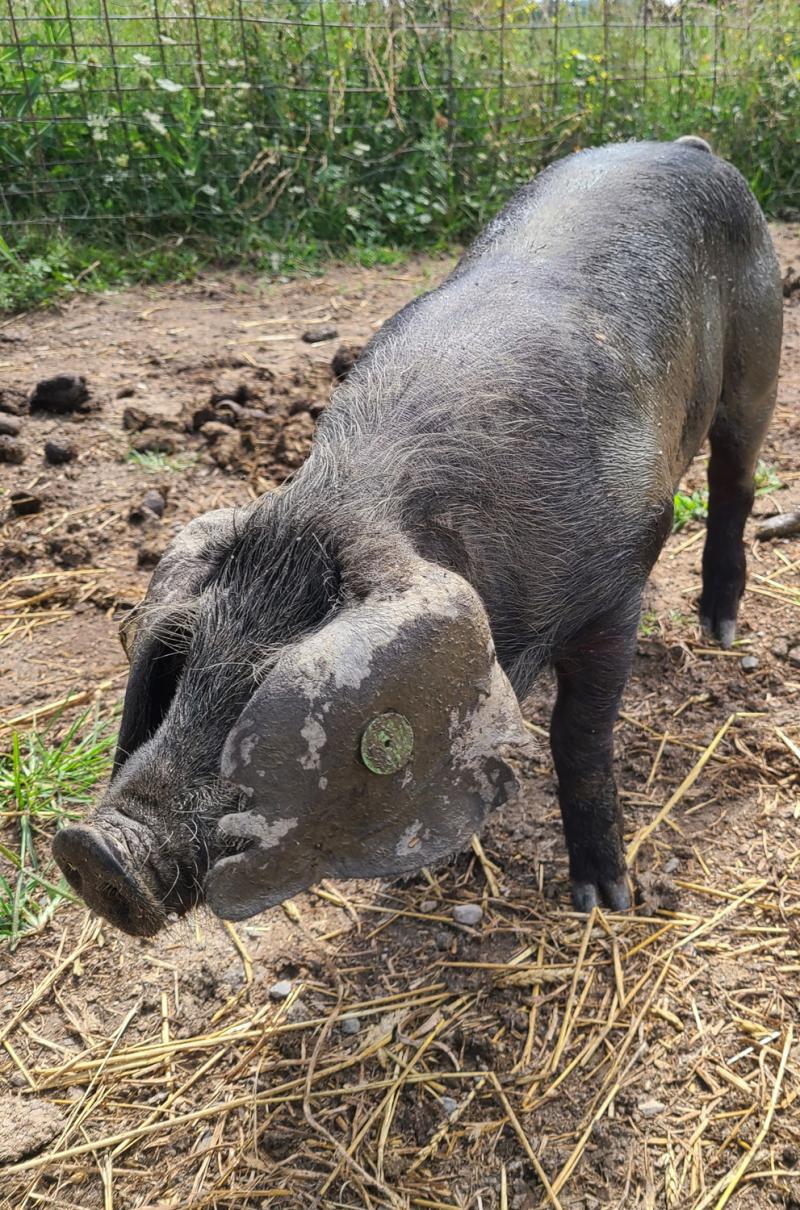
left=126, top=449, right=199, bottom=473
left=0, top=709, right=116, bottom=947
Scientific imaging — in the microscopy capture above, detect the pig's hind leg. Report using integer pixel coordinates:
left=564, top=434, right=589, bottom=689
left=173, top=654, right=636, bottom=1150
left=700, top=275, right=781, bottom=649
left=550, top=601, right=640, bottom=913
left=699, top=382, right=778, bottom=649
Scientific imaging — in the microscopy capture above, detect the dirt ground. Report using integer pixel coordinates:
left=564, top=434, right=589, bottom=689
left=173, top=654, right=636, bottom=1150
left=0, top=230, right=799, bottom=1210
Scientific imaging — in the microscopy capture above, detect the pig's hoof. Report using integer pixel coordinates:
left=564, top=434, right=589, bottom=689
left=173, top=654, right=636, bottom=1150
left=701, top=614, right=737, bottom=649
left=571, top=875, right=631, bottom=913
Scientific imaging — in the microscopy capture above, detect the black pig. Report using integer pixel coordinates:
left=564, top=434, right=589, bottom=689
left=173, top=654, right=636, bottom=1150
left=53, top=138, right=782, bottom=935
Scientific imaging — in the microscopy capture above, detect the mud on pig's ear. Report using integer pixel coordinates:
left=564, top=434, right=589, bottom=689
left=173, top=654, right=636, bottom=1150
left=204, top=561, right=532, bottom=922
left=114, top=507, right=240, bottom=776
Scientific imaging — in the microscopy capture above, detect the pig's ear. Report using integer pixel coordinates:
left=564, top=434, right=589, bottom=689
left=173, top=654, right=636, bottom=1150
left=114, top=508, right=240, bottom=775
left=205, top=562, right=534, bottom=921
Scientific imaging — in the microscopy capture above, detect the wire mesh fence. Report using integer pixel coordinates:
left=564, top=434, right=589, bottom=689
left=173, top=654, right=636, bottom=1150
left=0, top=0, right=797, bottom=252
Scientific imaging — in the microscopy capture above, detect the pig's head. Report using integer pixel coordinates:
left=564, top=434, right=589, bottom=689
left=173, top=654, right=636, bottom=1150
left=52, top=492, right=529, bottom=936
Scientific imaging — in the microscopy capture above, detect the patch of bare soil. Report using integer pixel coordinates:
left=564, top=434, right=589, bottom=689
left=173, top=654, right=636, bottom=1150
left=0, top=232, right=799, bottom=1209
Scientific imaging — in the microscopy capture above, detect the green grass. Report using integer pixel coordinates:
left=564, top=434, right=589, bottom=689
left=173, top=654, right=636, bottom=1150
left=0, top=0, right=797, bottom=313
left=639, top=609, right=660, bottom=637
left=672, top=461, right=783, bottom=532
left=0, top=227, right=414, bottom=313
left=0, top=710, right=116, bottom=947
left=126, top=448, right=199, bottom=473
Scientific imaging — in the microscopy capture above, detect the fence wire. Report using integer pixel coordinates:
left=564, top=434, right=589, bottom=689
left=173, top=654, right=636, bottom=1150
left=0, top=0, right=796, bottom=251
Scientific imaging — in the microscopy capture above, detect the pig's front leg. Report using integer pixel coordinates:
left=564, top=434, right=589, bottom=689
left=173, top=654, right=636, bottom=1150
left=549, top=609, right=638, bottom=912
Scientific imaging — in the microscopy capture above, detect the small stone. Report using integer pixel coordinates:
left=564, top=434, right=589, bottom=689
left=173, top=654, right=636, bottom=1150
left=0, top=415, right=20, bottom=437
left=419, top=898, right=437, bottom=914
left=341, top=1016, right=361, bottom=1035
left=44, top=439, right=77, bottom=465
left=9, top=490, right=41, bottom=516
left=0, top=435, right=25, bottom=464
left=269, top=979, right=293, bottom=1000
left=142, top=488, right=166, bottom=518
left=452, top=903, right=483, bottom=927
left=740, top=654, right=759, bottom=671
left=435, top=931, right=451, bottom=951
left=117, top=383, right=136, bottom=399
left=302, top=324, right=338, bottom=344
left=637, top=1097, right=666, bottom=1118
left=441, top=1096, right=458, bottom=1118
left=788, top=646, right=800, bottom=670
left=772, top=638, right=789, bottom=658
left=663, top=857, right=680, bottom=874
left=30, top=373, right=89, bottom=413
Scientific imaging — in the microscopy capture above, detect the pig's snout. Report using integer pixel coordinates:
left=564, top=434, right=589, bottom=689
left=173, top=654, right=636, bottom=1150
left=53, top=823, right=167, bottom=937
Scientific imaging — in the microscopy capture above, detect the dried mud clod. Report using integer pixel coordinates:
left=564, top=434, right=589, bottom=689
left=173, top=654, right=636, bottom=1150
left=634, top=869, right=681, bottom=913
left=130, top=429, right=181, bottom=455
left=9, top=490, right=42, bottom=516
left=274, top=411, right=315, bottom=470
left=302, top=324, right=338, bottom=344
left=0, top=1096, right=64, bottom=1165
left=783, top=265, right=800, bottom=299
left=137, top=539, right=167, bottom=569
left=331, top=342, right=363, bottom=382
left=44, top=439, right=78, bottom=466
left=46, top=536, right=92, bottom=569
left=29, top=372, right=90, bottom=414
left=0, top=434, right=25, bottom=463
left=0, top=386, right=27, bottom=415
left=209, top=376, right=255, bottom=406
left=0, top=415, right=21, bottom=437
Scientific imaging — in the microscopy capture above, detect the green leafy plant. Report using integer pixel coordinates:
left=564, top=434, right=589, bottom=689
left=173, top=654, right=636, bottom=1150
left=0, top=710, right=116, bottom=946
left=672, top=488, right=709, bottom=532
left=754, top=460, right=784, bottom=495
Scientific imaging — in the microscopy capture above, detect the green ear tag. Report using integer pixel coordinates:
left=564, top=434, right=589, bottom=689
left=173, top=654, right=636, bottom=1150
left=360, top=712, right=414, bottom=775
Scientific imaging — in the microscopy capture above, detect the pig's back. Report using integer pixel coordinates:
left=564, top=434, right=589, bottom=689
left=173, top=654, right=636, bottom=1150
left=313, top=142, right=778, bottom=655
left=461, top=140, right=764, bottom=282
